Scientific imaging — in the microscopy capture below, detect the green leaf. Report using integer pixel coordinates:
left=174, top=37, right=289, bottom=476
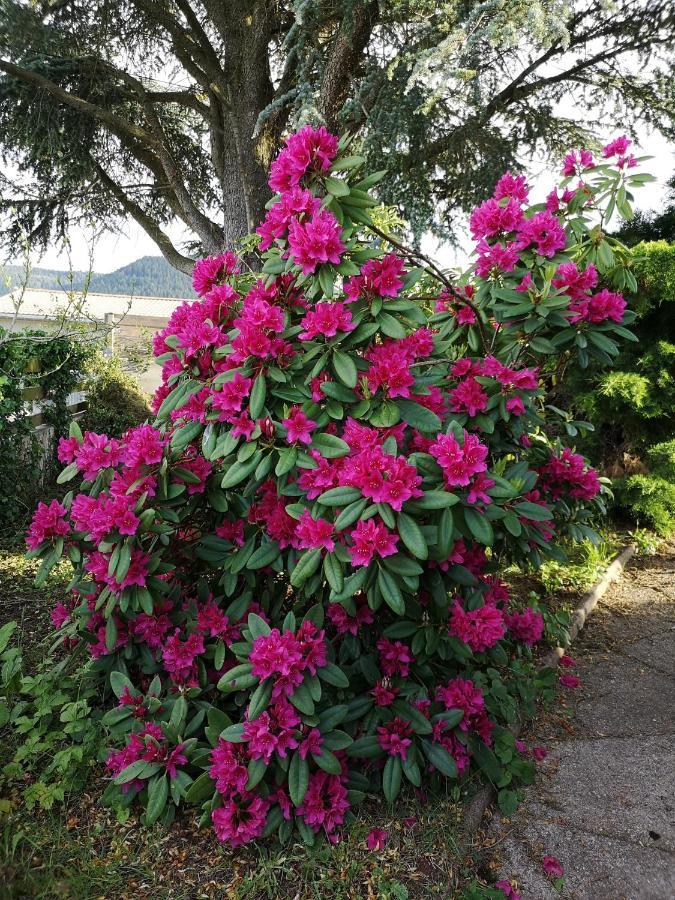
left=219, top=724, right=246, bottom=743
left=171, top=420, right=203, bottom=452
left=289, top=681, right=315, bottom=715
left=464, top=507, right=494, bottom=545
left=346, top=735, right=382, bottom=758
left=396, top=399, right=441, bottom=433
left=412, top=491, right=459, bottom=510
left=468, top=733, right=502, bottom=782
left=249, top=374, right=266, bottom=418
left=378, top=312, right=407, bottom=339
left=513, top=501, right=552, bottom=521
left=324, top=175, right=350, bottom=197
left=330, top=154, right=365, bottom=172
left=498, top=788, right=519, bottom=816
left=246, top=757, right=267, bottom=791
left=396, top=512, right=428, bottom=560
left=184, top=772, right=214, bottom=804
left=323, top=552, right=344, bottom=593
left=247, top=541, right=281, bottom=570
left=145, top=775, right=168, bottom=825
left=318, top=266, right=335, bottom=297
left=220, top=455, right=260, bottom=489
left=247, top=679, right=273, bottom=720
left=313, top=749, right=343, bottom=775
left=114, top=759, right=160, bottom=785
left=56, top=461, right=79, bottom=484
left=275, top=446, right=297, bottom=476
left=421, top=741, right=458, bottom=778
left=0, top=621, right=17, bottom=655
left=370, top=400, right=400, bottom=427
left=332, top=350, right=358, bottom=388
left=247, top=613, right=271, bottom=639
left=317, top=486, right=362, bottom=506
left=377, top=568, right=405, bottom=615
left=290, top=548, right=322, bottom=587
left=318, top=662, right=349, bottom=688
left=382, top=756, right=402, bottom=801
left=312, top=433, right=351, bottom=458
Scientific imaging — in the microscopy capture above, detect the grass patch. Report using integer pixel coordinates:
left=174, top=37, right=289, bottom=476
left=4, top=790, right=476, bottom=899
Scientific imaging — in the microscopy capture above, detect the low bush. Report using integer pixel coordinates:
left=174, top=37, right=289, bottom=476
left=0, top=329, right=95, bottom=529
left=24, top=128, right=647, bottom=846
left=79, top=354, right=150, bottom=438
left=614, top=474, right=675, bottom=535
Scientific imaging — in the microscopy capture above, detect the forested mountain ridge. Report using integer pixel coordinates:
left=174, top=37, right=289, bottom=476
left=1, top=256, right=192, bottom=299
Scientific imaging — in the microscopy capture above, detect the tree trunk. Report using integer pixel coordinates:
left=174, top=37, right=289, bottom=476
left=205, top=0, right=276, bottom=253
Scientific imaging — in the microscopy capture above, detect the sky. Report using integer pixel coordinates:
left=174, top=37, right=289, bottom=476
left=10, top=126, right=675, bottom=276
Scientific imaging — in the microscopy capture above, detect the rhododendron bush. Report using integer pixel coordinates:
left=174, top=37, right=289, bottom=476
left=28, top=127, right=650, bottom=846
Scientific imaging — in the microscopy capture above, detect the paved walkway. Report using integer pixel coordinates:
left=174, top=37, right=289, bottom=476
left=489, top=543, right=675, bottom=899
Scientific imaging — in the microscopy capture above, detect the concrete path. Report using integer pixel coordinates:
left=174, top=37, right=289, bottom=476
left=489, top=543, right=675, bottom=899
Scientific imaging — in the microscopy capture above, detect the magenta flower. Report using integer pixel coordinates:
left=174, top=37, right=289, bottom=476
left=192, top=251, right=240, bottom=296
left=495, top=879, right=521, bottom=900
left=366, top=828, right=388, bottom=851
left=26, top=499, right=69, bottom=550
left=212, top=792, right=270, bottom=846
left=297, top=771, right=350, bottom=835
left=287, top=209, right=345, bottom=274
left=283, top=407, right=317, bottom=444
left=505, top=607, right=544, bottom=646
left=299, top=301, right=356, bottom=340
left=348, top=517, right=399, bottom=566
left=377, top=637, right=415, bottom=677
left=295, top=509, right=335, bottom=552
left=559, top=673, right=581, bottom=689
left=268, top=125, right=338, bottom=193
left=377, top=717, right=413, bottom=759
left=449, top=601, right=506, bottom=653
left=542, top=855, right=564, bottom=878
left=493, top=172, right=529, bottom=203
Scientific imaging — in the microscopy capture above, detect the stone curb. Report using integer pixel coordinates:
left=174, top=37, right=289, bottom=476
left=463, top=542, right=637, bottom=833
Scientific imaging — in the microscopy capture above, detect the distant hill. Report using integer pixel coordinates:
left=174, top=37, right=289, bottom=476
left=1, top=255, right=193, bottom=299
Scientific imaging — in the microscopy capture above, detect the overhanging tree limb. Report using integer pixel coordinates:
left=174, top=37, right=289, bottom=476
left=91, top=158, right=195, bottom=274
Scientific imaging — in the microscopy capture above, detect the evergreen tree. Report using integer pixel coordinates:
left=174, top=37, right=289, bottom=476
left=1, top=0, right=674, bottom=271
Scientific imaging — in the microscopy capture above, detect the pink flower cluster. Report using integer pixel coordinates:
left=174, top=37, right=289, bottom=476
left=448, top=600, right=506, bottom=652
left=505, top=607, right=544, bottom=646
left=70, top=492, right=138, bottom=542
left=341, top=447, right=423, bottom=511
left=231, top=287, right=288, bottom=364
left=377, top=717, right=413, bottom=759
left=248, top=621, right=327, bottom=697
left=471, top=171, right=567, bottom=277
left=348, top=517, right=399, bottom=566
left=436, top=676, right=494, bottom=745
left=297, top=770, right=350, bottom=836
left=299, top=301, right=355, bottom=340
left=106, top=722, right=187, bottom=791
left=243, top=698, right=300, bottom=763
left=192, top=252, right=239, bottom=296
left=287, top=209, right=345, bottom=274
left=327, top=596, right=374, bottom=635
left=344, top=254, right=406, bottom=301
left=364, top=329, right=435, bottom=399
left=26, top=500, right=69, bottom=550
left=537, top=448, right=601, bottom=501
left=553, top=261, right=626, bottom=324
left=429, top=429, right=489, bottom=488
left=162, top=630, right=205, bottom=685
left=268, top=125, right=338, bottom=194
left=58, top=431, right=122, bottom=481
left=257, top=187, right=320, bottom=251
